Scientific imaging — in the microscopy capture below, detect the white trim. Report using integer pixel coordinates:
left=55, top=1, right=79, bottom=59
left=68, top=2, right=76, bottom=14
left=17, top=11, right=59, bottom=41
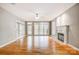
left=55, top=39, right=79, bottom=51
left=67, top=44, right=79, bottom=51
left=0, top=35, right=25, bottom=48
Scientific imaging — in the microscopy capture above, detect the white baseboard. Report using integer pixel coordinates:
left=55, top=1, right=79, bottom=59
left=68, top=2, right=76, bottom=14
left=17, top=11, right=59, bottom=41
left=0, top=35, right=25, bottom=48
left=52, top=36, right=79, bottom=51
left=67, top=44, right=79, bottom=51
left=0, top=39, right=17, bottom=48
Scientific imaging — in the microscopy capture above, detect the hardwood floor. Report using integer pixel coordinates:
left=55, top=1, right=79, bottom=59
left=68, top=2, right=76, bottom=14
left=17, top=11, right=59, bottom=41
left=0, top=36, right=79, bottom=55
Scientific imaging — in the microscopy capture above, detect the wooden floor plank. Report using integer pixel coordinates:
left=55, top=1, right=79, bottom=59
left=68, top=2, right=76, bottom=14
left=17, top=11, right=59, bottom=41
left=0, top=36, right=79, bottom=55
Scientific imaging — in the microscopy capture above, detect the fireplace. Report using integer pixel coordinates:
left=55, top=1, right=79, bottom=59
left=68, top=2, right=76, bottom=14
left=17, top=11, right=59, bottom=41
left=58, top=33, right=64, bottom=42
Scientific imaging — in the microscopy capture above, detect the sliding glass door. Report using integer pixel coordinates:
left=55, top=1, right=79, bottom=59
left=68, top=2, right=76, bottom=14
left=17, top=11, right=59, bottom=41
left=26, top=22, right=49, bottom=50
left=34, top=22, right=49, bottom=49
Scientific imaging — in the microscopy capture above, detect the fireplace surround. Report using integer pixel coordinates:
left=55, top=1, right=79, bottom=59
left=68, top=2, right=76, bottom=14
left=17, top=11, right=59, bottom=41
left=56, top=25, right=69, bottom=44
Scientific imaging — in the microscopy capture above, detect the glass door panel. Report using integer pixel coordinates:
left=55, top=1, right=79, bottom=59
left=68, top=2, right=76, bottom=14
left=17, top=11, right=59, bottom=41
left=27, top=22, right=32, bottom=35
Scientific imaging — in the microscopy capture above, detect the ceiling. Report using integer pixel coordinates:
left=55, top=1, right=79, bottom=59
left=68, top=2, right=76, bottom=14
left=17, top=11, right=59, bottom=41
left=0, top=3, right=76, bottom=21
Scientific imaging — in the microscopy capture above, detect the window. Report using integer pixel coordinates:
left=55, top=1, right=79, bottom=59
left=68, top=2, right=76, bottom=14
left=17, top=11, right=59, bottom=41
left=16, top=20, right=25, bottom=37
left=34, top=22, right=49, bottom=35
left=26, top=22, right=49, bottom=50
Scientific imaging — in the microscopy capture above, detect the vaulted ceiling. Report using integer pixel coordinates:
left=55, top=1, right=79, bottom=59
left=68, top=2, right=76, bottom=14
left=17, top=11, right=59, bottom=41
left=0, top=3, right=75, bottom=21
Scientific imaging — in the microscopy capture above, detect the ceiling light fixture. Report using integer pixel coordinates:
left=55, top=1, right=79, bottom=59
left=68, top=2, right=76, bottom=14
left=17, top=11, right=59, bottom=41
left=35, top=12, right=39, bottom=19
left=35, top=8, right=40, bottom=19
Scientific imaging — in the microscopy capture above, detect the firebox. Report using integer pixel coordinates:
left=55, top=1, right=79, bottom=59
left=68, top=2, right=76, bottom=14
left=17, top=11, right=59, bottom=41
left=58, top=33, right=64, bottom=42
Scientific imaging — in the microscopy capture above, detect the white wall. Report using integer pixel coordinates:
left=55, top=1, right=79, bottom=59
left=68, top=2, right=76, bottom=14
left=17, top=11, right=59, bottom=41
left=0, top=7, right=19, bottom=46
left=52, top=20, right=56, bottom=36
left=56, top=4, right=79, bottom=48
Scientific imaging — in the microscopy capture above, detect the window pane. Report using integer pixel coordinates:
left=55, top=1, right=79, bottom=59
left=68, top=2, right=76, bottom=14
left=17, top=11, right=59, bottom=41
left=39, top=23, right=44, bottom=35
left=34, top=23, right=39, bottom=35
left=43, top=23, right=49, bottom=35
left=27, top=25, right=32, bottom=35
left=27, top=22, right=32, bottom=35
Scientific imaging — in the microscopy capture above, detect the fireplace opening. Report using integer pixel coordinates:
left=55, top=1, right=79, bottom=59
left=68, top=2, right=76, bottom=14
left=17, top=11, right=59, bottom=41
left=58, top=33, right=64, bottom=42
